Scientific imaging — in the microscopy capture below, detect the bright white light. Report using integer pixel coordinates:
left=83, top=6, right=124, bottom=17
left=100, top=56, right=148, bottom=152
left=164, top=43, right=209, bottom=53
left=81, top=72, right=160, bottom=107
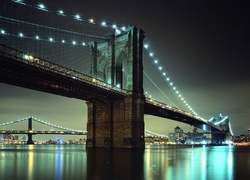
left=23, top=54, right=29, bottom=59
left=121, top=26, right=126, bottom=31
left=144, top=44, right=149, bottom=49
left=38, top=4, right=46, bottom=10
left=116, top=29, right=121, bottom=35
left=101, top=21, right=107, bottom=27
left=116, top=84, right=121, bottom=88
left=163, top=72, right=166, bottom=76
left=158, top=66, right=162, bottom=70
left=1, top=30, right=5, bottom=34
left=49, top=37, right=53, bottom=42
left=154, top=60, right=158, bottom=64
left=112, top=24, right=117, bottom=29
left=170, top=82, right=173, bottom=86
left=13, top=0, right=23, bottom=3
left=58, top=10, right=64, bottom=15
left=74, top=14, right=81, bottom=20
left=72, top=41, right=76, bottom=45
left=89, top=19, right=94, bottom=23
left=19, top=33, right=24, bottom=37
left=166, top=77, right=170, bottom=81
left=39, top=4, right=45, bottom=9
left=82, top=42, right=86, bottom=46
left=35, top=35, right=39, bottom=40
left=62, top=40, right=65, bottom=43
left=149, top=53, right=153, bottom=57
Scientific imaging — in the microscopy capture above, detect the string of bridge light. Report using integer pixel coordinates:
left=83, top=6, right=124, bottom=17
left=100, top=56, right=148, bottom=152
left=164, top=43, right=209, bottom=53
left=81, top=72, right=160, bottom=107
left=0, top=15, right=100, bottom=47
left=11, top=0, right=129, bottom=35
left=32, top=117, right=84, bottom=132
left=145, top=129, right=167, bottom=138
left=0, top=117, right=85, bottom=132
left=0, top=27, right=89, bottom=47
left=0, top=118, right=26, bottom=127
left=143, top=43, right=201, bottom=118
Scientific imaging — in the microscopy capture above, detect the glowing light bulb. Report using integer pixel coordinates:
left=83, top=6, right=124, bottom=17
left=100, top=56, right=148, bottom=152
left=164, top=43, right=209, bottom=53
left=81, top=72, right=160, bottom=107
left=58, top=10, right=65, bottom=16
left=144, top=44, right=149, bottom=49
left=101, top=21, right=107, bottom=27
left=75, top=14, right=81, bottom=20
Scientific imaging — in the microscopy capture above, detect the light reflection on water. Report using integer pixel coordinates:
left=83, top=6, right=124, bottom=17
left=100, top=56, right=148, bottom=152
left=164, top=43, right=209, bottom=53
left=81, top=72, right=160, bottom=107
left=0, top=144, right=250, bottom=180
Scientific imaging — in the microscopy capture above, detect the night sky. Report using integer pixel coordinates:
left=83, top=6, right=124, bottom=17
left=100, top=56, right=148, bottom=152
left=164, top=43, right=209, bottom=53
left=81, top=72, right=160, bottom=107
left=1, top=0, right=250, bottom=140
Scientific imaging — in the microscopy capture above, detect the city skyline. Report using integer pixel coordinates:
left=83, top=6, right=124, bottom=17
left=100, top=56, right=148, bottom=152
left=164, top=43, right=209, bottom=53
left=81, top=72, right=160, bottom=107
left=1, top=0, right=250, bottom=137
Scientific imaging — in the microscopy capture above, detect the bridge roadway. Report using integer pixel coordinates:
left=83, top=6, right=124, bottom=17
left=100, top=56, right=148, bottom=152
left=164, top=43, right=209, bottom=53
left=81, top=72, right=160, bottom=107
left=0, top=44, right=223, bottom=133
left=0, top=44, right=127, bottom=102
left=0, top=130, right=86, bottom=135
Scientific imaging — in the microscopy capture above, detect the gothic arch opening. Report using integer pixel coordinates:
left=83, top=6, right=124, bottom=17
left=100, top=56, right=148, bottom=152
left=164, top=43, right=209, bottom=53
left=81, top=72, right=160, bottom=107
left=116, top=51, right=128, bottom=89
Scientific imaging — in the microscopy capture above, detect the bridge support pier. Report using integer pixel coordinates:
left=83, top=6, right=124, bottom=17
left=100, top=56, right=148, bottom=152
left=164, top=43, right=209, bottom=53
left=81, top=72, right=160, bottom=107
left=211, top=133, right=228, bottom=145
left=27, top=117, right=34, bottom=144
left=27, top=134, right=34, bottom=144
left=86, top=95, right=145, bottom=148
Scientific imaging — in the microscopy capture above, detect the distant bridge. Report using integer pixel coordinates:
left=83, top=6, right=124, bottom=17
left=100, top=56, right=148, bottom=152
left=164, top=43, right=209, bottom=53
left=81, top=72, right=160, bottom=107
left=0, top=130, right=86, bottom=135
left=0, top=116, right=87, bottom=144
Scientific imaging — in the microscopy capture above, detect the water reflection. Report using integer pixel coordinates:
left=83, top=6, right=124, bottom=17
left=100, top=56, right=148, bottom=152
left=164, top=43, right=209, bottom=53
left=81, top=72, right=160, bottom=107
left=86, top=148, right=145, bottom=179
left=0, top=145, right=250, bottom=180
left=143, top=145, right=236, bottom=180
left=27, top=145, right=34, bottom=180
left=0, top=145, right=88, bottom=180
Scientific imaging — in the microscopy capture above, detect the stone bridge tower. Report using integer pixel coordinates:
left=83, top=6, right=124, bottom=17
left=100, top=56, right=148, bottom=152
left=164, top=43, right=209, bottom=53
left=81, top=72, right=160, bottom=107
left=86, top=26, right=145, bottom=148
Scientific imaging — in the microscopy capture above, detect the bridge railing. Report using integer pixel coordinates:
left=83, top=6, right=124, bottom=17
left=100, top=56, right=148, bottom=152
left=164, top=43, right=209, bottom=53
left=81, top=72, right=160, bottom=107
left=0, top=44, right=128, bottom=96
left=145, top=97, right=207, bottom=123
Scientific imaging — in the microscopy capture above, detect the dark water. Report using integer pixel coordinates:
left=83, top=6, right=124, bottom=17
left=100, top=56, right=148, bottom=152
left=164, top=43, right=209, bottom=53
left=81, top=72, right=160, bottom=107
left=0, top=144, right=250, bottom=180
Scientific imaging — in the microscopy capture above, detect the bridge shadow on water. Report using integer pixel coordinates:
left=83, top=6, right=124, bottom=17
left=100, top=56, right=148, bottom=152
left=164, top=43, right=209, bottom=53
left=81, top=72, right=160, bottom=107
left=86, top=148, right=145, bottom=180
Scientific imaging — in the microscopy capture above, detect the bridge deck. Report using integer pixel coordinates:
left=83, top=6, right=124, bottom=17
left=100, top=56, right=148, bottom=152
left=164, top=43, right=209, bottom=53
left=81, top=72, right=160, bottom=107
left=0, top=44, right=128, bottom=102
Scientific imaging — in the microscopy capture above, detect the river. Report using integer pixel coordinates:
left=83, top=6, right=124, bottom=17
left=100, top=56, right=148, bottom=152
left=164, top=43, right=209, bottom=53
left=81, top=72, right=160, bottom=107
left=0, top=144, right=250, bottom=180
